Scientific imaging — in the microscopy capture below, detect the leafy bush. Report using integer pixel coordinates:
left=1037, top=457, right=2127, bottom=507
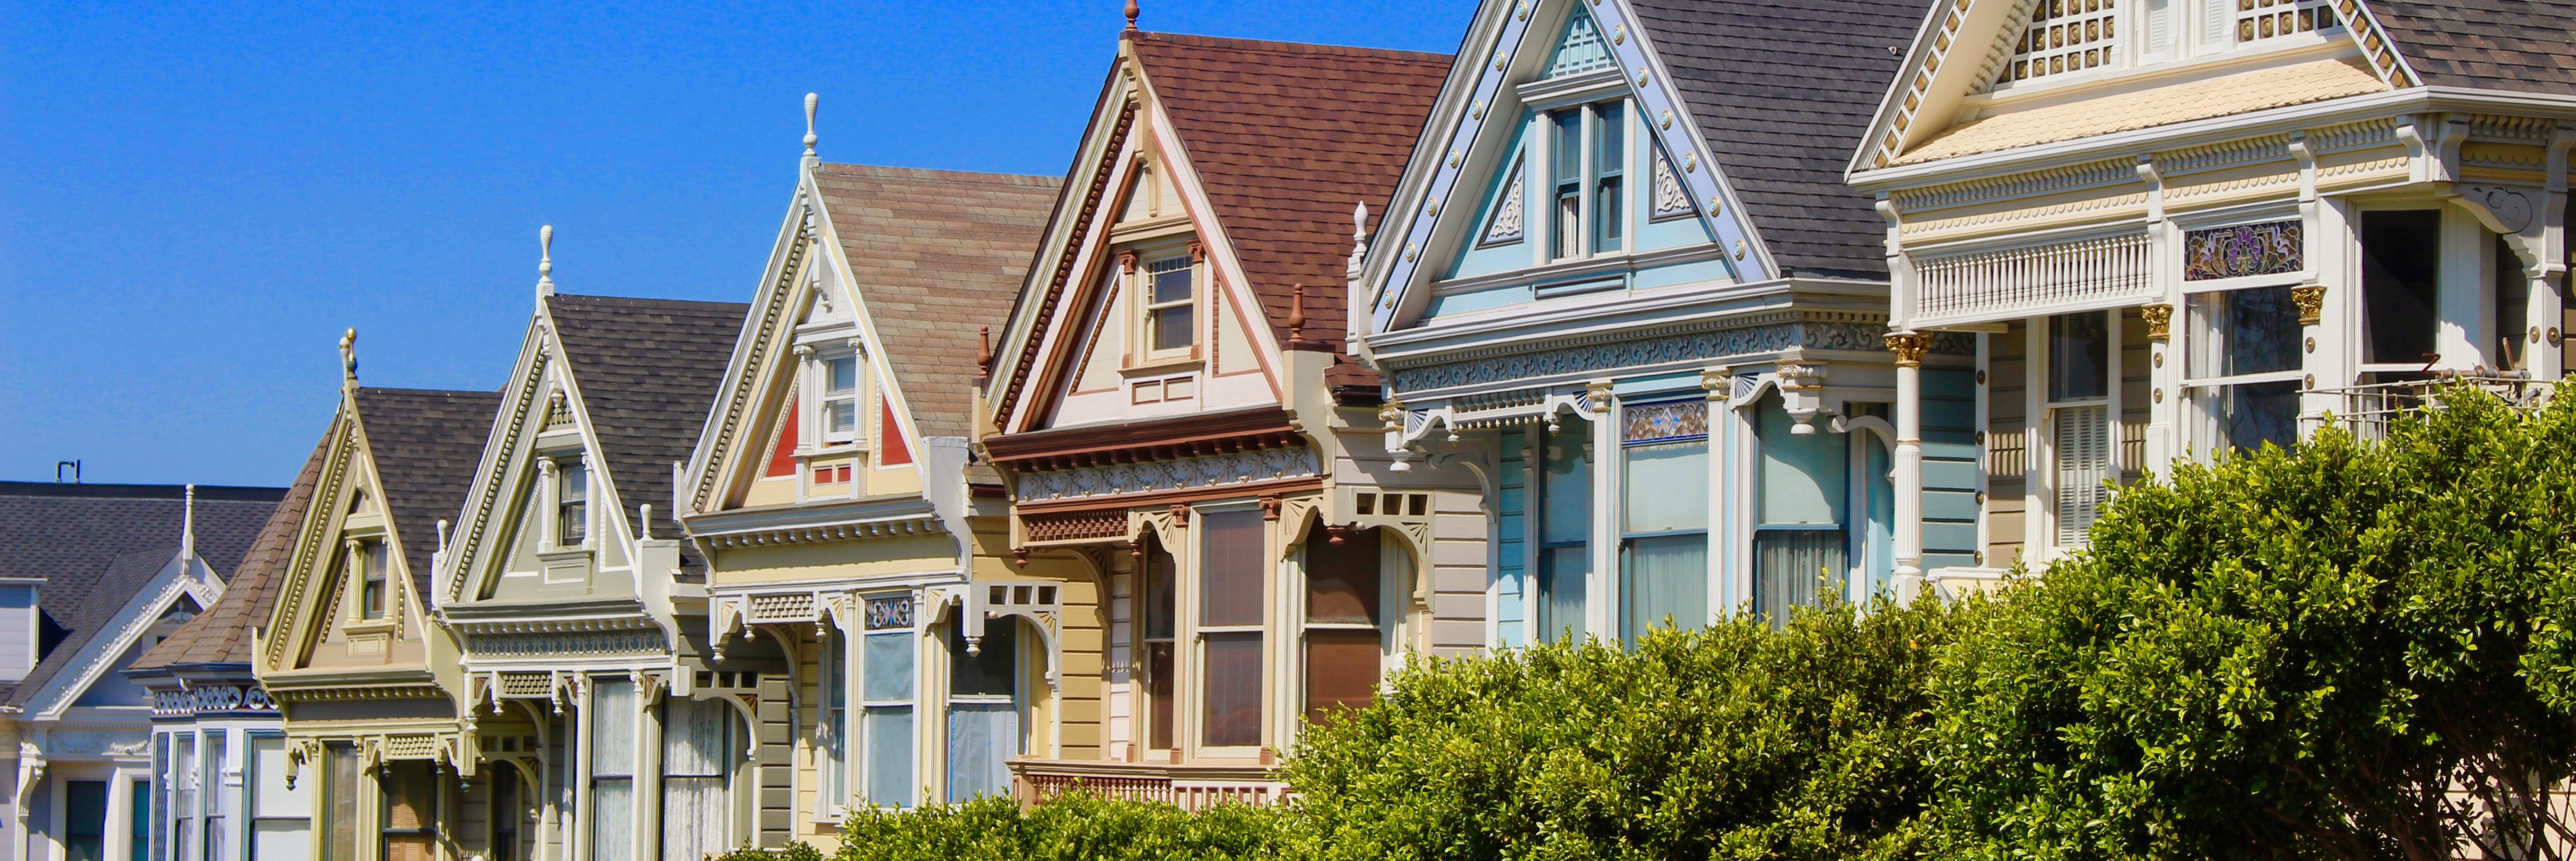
left=719, top=793, right=1296, bottom=861
left=1286, top=597, right=1963, bottom=861
left=1929, top=386, right=2576, bottom=861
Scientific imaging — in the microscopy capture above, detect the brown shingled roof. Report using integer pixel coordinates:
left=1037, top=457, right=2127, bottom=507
left=2369, top=0, right=2576, bottom=92
left=1125, top=32, right=1451, bottom=353
left=809, top=164, right=1062, bottom=441
left=132, top=427, right=332, bottom=671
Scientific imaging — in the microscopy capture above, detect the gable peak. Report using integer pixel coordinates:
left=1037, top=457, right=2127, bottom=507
left=1545, top=3, right=1615, bottom=79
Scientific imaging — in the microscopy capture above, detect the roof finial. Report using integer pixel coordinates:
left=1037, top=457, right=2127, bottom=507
left=536, top=224, right=556, bottom=299
left=339, top=327, right=359, bottom=384
left=180, top=483, right=196, bottom=560
left=1124, top=0, right=1140, bottom=31
left=1287, top=282, right=1308, bottom=344
left=1347, top=201, right=1371, bottom=281
left=975, top=325, right=994, bottom=386
left=803, top=92, right=820, bottom=160
left=1354, top=199, right=1368, bottom=239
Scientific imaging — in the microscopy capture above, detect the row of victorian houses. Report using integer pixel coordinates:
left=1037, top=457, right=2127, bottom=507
left=8, top=0, right=2567, bottom=859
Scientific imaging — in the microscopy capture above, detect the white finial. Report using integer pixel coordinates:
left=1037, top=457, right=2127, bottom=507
left=639, top=504, right=653, bottom=540
left=536, top=224, right=556, bottom=299
left=803, top=93, right=820, bottom=159
left=1354, top=200, right=1368, bottom=238
left=180, top=484, right=196, bottom=560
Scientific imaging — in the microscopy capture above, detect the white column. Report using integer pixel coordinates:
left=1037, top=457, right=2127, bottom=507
left=538, top=458, right=560, bottom=548
left=2437, top=207, right=2493, bottom=370
left=1584, top=381, right=1617, bottom=641
left=1887, top=334, right=1929, bottom=601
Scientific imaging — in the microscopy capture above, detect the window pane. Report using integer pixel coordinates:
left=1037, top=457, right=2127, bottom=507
left=662, top=697, right=730, bottom=778
left=659, top=777, right=725, bottom=861
left=132, top=780, right=153, bottom=861
left=949, top=621, right=1017, bottom=698
left=862, top=633, right=914, bottom=702
left=2361, top=210, right=2441, bottom=364
left=944, top=703, right=1017, bottom=803
left=1537, top=547, right=1588, bottom=641
left=1757, top=397, right=1848, bottom=527
left=863, top=707, right=913, bottom=807
left=2205, top=380, right=2301, bottom=454
left=66, top=781, right=106, bottom=861
left=660, top=698, right=730, bottom=861
left=1303, top=628, right=1379, bottom=724
left=1539, top=419, right=1592, bottom=544
left=2188, top=285, right=2299, bottom=378
left=1201, top=633, right=1262, bottom=747
left=1754, top=529, right=1847, bottom=627
left=1305, top=529, right=1380, bottom=625
left=826, top=357, right=858, bottom=395
left=1146, top=641, right=1175, bottom=751
left=588, top=778, right=631, bottom=861
left=1622, top=534, right=1708, bottom=642
left=1151, top=306, right=1194, bottom=352
left=325, top=744, right=359, bottom=861
left=1592, top=104, right=1624, bottom=252
left=826, top=399, right=857, bottom=435
left=381, top=763, right=435, bottom=861
left=1623, top=439, right=1707, bottom=534
left=590, top=679, right=636, bottom=776
left=1200, top=510, right=1264, bottom=628
left=2048, top=311, right=2110, bottom=401
left=1149, top=258, right=1192, bottom=304
left=1143, top=542, right=1176, bottom=640
left=1592, top=104, right=1624, bottom=176
left=1550, top=109, right=1582, bottom=184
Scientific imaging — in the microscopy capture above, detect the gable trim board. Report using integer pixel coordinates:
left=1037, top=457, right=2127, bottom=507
left=1849, top=0, right=2426, bottom=174
left=24, top=552, right=220, bottom=722
left=992, top=96, right=1140, bottom=434
left=1363, top=0, right=1774, bottom=338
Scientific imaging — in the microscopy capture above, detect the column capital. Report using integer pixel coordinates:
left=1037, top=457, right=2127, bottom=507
left=2291, top=285, right=2327, bottom=326
left=2143, top=304, right=2175, bottom=340
left=1883, top=332, right=1933, bottom=367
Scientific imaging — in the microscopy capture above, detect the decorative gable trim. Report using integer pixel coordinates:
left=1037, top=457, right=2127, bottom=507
left=444, top=338, right=550, bottom=603
left=1365, top=0, right=1771, bottom=338
left=993, top=100, right=1139, bottom=433
left=263, top=403, right=363, bottom=673
left=30, top=555, right=219, bottom=721
left=1478, top=157, right=1528, bottom=245
left=686, top=195, right=816, bottom=514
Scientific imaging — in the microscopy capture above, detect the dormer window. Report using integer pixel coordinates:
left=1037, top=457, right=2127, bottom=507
left=822, top=355, right=861, bottom=443
left=1546, top=102, right=1628, bottom=261
left=557, top=460, right=588, bottom=547
left=361, top=541, right=389, bottom=620
left=1145, top=256, right=1195, bottom=353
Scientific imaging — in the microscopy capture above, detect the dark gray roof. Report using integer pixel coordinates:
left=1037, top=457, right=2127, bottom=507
left=2369, top=0, right=2576, bottom=92
left=546, top=294, right=749, bottom=546
left=352, top=388, right=504, bottom=603
left=0, top=481, right=285, bottom=708
left=134, top=430, right=334, bottom=673
left=1629, top=0, right=1923, bottom=278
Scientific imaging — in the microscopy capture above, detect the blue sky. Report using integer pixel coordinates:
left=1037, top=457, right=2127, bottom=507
left=1, top=0, right=1472, bottom=487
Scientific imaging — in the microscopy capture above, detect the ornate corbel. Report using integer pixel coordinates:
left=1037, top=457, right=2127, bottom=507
left=1167, top=502, right=1190, bottom=527
left=2291, top=285, right=2328, bottom=326
left=2141, top=304, right=2175, bottom=340
left=1582, top=380, right=1613, bottom=414
left=1117, top=250, right=1139, bottom=273
left=1775, top=363, right=1832, bottom=434
left=1258, top=496, right=1282, bottom=521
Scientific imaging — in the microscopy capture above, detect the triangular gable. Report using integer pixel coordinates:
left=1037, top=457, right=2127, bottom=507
left=26, top=548, right=220, bottom=720
left=1362, top=0, right=1774, bottom=338
left=1849, top=0, right=2421, bottom=173
left=442, top=309, right=635, bottom=605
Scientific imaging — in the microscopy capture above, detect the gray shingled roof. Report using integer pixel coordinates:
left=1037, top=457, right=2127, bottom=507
left=546, top=294, right=748, bottom=544
left=1628, top=0, right=1923, bottom=278
left=132, top=429, right=334, bottom=672
left=351, top=388, right=502, bottom=607
left=809, top=164, right=1060, bottom=442
left=0, top=481, right=284, bottom=707
left=2369, top=0, right=2576, bottom=92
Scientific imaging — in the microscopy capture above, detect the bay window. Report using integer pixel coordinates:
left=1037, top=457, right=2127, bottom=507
left=2186, top=285, right=2302, bottom=455
left=1302, top=529, right=1383, bottom=723
left=946, top=622, right=1019, bottom=802
left=2048, top=311, right=2114, bottom=546
left=1754, top=397, right=1849, bottom=624
left=588, top=678, right=636, bottom=861
left=860, top=597, right=915, bottom=808
left=1199, top=510, right=1264, bottom=749
left=660, top=697, right=736, bottom=861
left=1619, top=401, right=1708, bottom=642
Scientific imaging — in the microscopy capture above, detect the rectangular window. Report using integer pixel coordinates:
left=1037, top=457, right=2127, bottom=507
left=557, top=460, right=588, bottom=547
left=822, top=355, right=860, bottom=441
left=1146, top=256, right=1196, bottom=353
left=323, top=744, right=358, bottom=861
left=946, top=622, right=1018, bottom=802
left=1592, top=103, right=1624, bottom=254
left=131, top=779, right=150, bottom=861
left=1619, top=401, right=1707, bottom=642
left=2186, top=285, right=2303, bottom=455
left=588, top=679, right=636, bottom=861
left=1199, top=510, right=1264, bottom=748
left=199, top=734, right=225, bottom=861
left=1141, top=540, right=1178, bottom=751
left=172, top=734, right=197, bottom=861
left=2497, top=234, right=2531, bottom=372
left=661, top=697, right=733, bottom=861
left=818, top=628, right=848, bottom=816
left=379, top=761, right=435, bottom=861
left=1304, top=529, right=1382, bottom=724
left=490, top=767, right=521, bottom=861
left=361, top=542, right=388, bottom=620
left=1550, top=109, right=1583, bottom=260
left=66, top=780, right=108, bottom=861
left=861, top=630, right=914, bottom=807
left=1754, top=396, right=1849, bottom=625
left=2361, top=210, right=2441, bottom=367
left=2048, top=311, right=2114, bottom=546
left=247, top=734, right=312, bottom=861
left=1535, top=419, right=1591, bottom=641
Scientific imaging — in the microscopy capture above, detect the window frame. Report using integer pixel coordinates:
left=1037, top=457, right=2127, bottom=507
left=556, top=458, right=589, bottom=549
left=2181, top=282, right=2308, bottom=458
left=818, top=353, right=862, bottom=446
left=813, top=624, right=850, bottom=822
left=2037, top=311, right=2120, bottom=553
left=1537, top=99, right=1634, bottom=264
left=1190, top=506, right=1268, bottom=755
left=855, top=593, right=919, bottom=810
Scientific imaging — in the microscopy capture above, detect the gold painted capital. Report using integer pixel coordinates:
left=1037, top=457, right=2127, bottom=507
left=1883, top=332, right=1932, bottom=367
left=2142, top=304, right=2175, bottom=340
left=2292, top=285, right=2327, bottom=326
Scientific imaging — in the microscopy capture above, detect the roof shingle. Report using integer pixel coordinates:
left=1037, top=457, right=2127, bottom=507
left=546, top=294, right=748, bottom=544
left=133, top=429, right=334, bottom=671
left=352, top=388, right=504, bottom=601
left=2369, top=0, right=2576, bottom=92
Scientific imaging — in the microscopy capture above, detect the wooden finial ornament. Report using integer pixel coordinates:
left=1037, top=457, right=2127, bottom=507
left=1287, top=282, right=1308, bottom=344
left=975, top=325, right=994, bottom=386
left=338, top=328, right=358, bottom=383
left=536, top=224, right=556, bottom=299
left=803, top=93, right=820, bottom=159
left=1125, top=0, right=1140, bottom=31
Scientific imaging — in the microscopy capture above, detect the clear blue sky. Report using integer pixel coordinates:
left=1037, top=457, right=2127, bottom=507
left=1, top=0, right=1472, bottom=487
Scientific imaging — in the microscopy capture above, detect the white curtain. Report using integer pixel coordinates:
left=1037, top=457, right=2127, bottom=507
left=945, top=703, right=1018, bottom=803
left=1621, top=535, right=1707, bottom=643
left=661, top=698, right=731, bottom=861
left=864, top=707, right=913, bottom=807
left=590, top=680, right=636, bottom=861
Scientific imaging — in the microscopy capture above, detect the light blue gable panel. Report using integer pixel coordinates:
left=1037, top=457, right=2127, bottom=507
left=1425, top=284, right=1535, bottom=318
left=1634, top=143, right=1717, bottom=253
left=1629, top=256, right=1732, bottom=291
left=1370, top=0, right=1771, bottom=336
left=1445, top=121, right=1534, bottom=281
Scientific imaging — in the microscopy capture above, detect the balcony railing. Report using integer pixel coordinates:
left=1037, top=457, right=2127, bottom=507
left=1009, top=757, right=1285, bottom=811
left=2310, top=372, right=2556, bottom=441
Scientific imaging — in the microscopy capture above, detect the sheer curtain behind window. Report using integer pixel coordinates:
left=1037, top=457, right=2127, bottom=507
left=589, top=679, right=637, bottom=861
left=661, top=697, right=733, bottom=861
left=1619, top=401, right=1709, bottom=643
left=946, top=622, right=1019, bottom=802
left=1536, top=419, right=1592, bottom=641
left=862, top=632, right=914, bottom=807
left=1754, top=395, right=1849, bottom=626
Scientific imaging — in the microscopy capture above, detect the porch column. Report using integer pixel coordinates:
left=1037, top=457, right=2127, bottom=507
left=1886, top=334, right=1931, bottom=601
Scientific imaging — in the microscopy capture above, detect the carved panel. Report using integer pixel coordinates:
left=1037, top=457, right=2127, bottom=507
left=1014, top=447, right=1319, bottom=504
left=2184, top=220, right=2304, bottom=281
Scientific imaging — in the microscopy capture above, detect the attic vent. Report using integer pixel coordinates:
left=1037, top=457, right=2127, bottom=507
left=1999, top=0, right=2122, bottom=86
left=384, top=734, right=439, bottom=760
left=2234, top=0, right=2336, bottom=45
left=1545, top=7, right=1615, bottom=78
left=497, top=672, right=554, bottom=698
left=1352, top=491, right=1431, bottom=519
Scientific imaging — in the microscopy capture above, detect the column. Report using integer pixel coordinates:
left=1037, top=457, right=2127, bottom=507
left=1885, top=334, right=1930, bottom=601
left=1584, top=381, right=1616, bottom=641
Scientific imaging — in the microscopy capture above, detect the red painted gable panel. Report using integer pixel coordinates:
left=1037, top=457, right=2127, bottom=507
left=879, top=397, right=912, bottom=466
left=765, top=397, right=799, bottom=477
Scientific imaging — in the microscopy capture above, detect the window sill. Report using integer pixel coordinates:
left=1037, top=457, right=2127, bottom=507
left=1121, top=355, right=1203, bottom=378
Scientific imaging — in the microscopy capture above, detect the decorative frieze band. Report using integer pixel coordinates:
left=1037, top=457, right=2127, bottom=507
left=462, top=628, right=668, bottom=658
left=151, top=684, right=278, bottom=718
left=1014, top=446, right=1319, bottom=504
left=1384, top=319, right=1906, bottom=395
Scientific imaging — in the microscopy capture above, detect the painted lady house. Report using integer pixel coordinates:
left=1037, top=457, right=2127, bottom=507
left=0, top=479, right=288, bottom=861
left=1348, top=0, right=1977, bottom=643
left=247, top=334, right=501, bottom=861
left=978, top=22, right=1485, bottom=804
left=674, top=105, right=1068, bottom=840
left=434, top=247, right=752, bottom=861
left=1846, top=0, right=2576, bottom=586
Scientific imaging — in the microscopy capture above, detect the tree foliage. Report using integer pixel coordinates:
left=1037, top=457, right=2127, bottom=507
left=1929, top=386, right=2576, bottom=861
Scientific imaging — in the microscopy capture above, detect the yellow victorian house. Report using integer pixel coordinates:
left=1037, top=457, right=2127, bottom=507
left=676, top=106, right=1068, bottom=842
